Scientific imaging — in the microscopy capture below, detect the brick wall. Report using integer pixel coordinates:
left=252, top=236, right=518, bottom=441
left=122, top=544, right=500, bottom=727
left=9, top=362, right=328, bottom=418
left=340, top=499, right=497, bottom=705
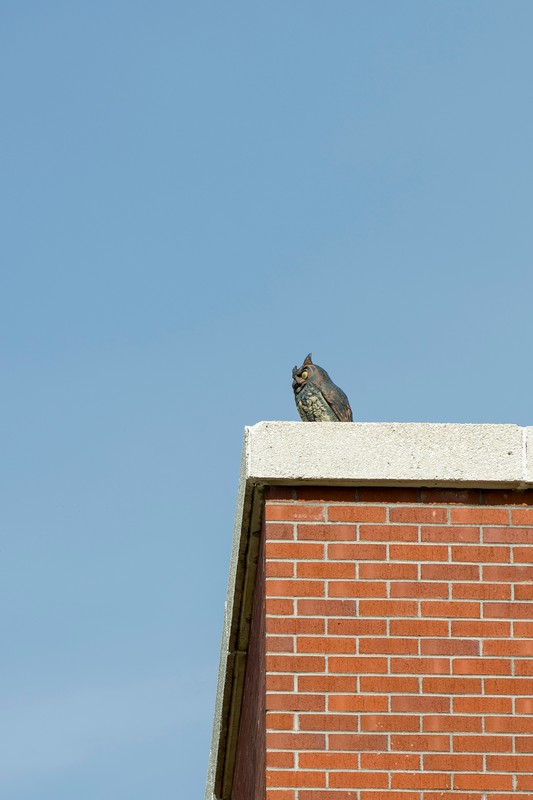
left=263, top=485, right=533, bottom=800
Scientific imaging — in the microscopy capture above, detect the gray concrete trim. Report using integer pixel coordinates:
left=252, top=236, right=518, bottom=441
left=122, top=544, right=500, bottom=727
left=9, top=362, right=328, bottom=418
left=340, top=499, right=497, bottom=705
left=205, top=422, right=533, bottom=800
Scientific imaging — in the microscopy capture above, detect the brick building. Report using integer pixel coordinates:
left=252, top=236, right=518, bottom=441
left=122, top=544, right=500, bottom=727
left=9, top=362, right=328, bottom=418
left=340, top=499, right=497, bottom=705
left=205, top=422, right=533, bottom=800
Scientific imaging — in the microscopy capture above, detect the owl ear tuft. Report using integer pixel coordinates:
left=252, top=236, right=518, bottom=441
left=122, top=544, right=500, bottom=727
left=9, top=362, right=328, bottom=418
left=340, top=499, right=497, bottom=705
left=303, top=353, right=313, bottom=366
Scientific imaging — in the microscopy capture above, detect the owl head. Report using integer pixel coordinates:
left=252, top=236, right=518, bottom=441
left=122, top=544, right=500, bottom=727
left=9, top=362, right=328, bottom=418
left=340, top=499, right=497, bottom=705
left=292, top=353, right=318, bottom=394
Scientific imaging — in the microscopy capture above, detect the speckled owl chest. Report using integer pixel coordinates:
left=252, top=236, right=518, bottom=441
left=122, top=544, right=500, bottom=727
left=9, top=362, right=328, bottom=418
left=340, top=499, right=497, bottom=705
left=295, top=382, right=339, bottom=422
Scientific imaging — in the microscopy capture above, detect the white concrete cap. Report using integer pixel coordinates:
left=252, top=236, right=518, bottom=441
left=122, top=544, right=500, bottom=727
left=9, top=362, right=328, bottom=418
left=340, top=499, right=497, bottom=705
left=245, top=421, right=532, bottom=487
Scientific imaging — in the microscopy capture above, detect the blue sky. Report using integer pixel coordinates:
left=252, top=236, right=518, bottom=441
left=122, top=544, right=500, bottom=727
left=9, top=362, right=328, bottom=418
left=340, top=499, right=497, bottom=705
left=1, top=2, right=533, bottom=797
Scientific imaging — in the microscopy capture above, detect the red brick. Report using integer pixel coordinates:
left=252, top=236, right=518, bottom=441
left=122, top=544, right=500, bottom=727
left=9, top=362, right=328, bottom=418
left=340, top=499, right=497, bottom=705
left=360, top=676, right=418, bottom=693
left=360, top=794, right=419, bottom=800
left=482, top=638, right=533, bottom=656
left=423, top=677, right=481, bottom=694
left=297, top=523, right=356, bottom=540
left=328, top=580, right=387, bottom=598
left=453, top=734, right=512, bottom=751
left=299, top=714, right=359, bottom=732
left=267, top=561, right=295, bottom=578
left=328, top=505, right=387, bottom=522
left=453, top=582, right=510, bottom=600
left=296, top=636, right=356, bottom=654
left=423, top=716, right=481, bottom=732
left=328, top=618, right=387, bottom=636
left=359, top=599, right=418, bottom=617
left=421, top=638, right=479, bottom=655
left=515, top=735, right=533, bottom=752
left=266, top=790, right=295, bottom=800
left=266, top=655, right=325, bottom=673
left=517, top=775, right=533, bottom=790
left=516, top=658, right=533, bottom=675
left=391, top=657, right=450, bottom=674
left=266, top=770, right=326, bottom=788
left=453, top=696, right=512, bottom=714
left=452, top=544, right=510, bottom=562
left=329, top=772, right=388, bottom=789
left=484, top=526, right=533, bottom=543
left=296, top=486, right=356, bottom=502
left=328, top=733, right=388, bottom=750
left=452, top=620, right=510, bottom=637
left=328, top=656, right=388, bottom=673
left=390, top=544, right=448, bottom=561
left=391, top=771, right=451, bottom=789
left=451, top=507, right=510, bottom=525
left=485, top=677, right=533, bottom=695
left=452, top=658, right=511, bottom=675
left=298, top=751, right=358, bottom=769
left=328, top=695, right=389, bottom=712
left=360, top=752, right=420, bottom=770
left=391, top=734, right=450, bottom=751
left=487, top=754, right=533, bottom=772
left=421, top=525, right=480, bottom=542
left=266, top=732, right=325, bottom=750
left=267, top=580, right=324, bottom=598
left=390, top=507, right=447, bottom=524
left=514, top=621, right=533, bottom=637
left=266, top=504, right=325, bottom=522
left=266, top=712, right=294, bottom=731
left=266, top=693, right=325, bottom=712
left=516, top=697, right=533, bottom=712
left=514, top=584, right=533, bottom=599
left=266, top=598, right=294, bottom=615
left=513, top=508, right=533, bottom=525
left=390, top=581, right=449, bottom=598
left=266, top=542, right=324, bottom=560
left=453, top=774, right=513, bottom=791
left=424, top=753, right=482, bottom=771
left=390, top=619, right=448, bottom=637
left=514, top=545, right=533, bottom=562
left=361, top=714, right=420, bottom=732
left=267, top=636, right=294, bottom=653
left=328, top=543, right=386, bottom=560
left=267, top=675, right=294, bottom=692
left=485, top=601, right=533, bottom=618
left=266, top=523, right=295, bottom=540
left=422, top=488, right=482, bottom=504
left=392, top=695, right=450, bottom=713
left=359, top=637, right=418, bottom=655
left=484, top=488, right=533, bottom=505
left=484, top=564, right=533, bottom=582
left=359, top=562, right=418, bottom=580
left=298, top=675, right=356, bottom=693
left=267, top=617, right=325, bottom=635
left=359, top=524, right=418, bottom=541
left=358, top=487, right=419, bottom=503
left=266, top=487, right=295, bottom=501
left=422, top=563, right=480, bottom=581
left=296, top=562, right=355, bottom=579
left=267, top=751, right=294, bottom=768
left=422, top=600, right=480, bottom=618
left=485, top=716, right=533, bottom=733
left=298, top=599, right=356, bottom=616
left=299, top=793, right=358, bottom=800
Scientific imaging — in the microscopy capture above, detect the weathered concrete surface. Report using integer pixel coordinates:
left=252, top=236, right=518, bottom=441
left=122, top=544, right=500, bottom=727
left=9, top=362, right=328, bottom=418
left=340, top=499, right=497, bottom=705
left=246, top=421, right=530, bottom=487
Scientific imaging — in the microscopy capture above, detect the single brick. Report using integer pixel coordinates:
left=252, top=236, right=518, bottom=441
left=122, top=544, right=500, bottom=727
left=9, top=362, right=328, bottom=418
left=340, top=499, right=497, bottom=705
left=423, top=677, right=481, bottom=694
left=453, top=582, right=510, bottom=600
left=329, top=771, right=389, bottom=789
left=452, top=544, right=510, bottom=563
left=266, top=579, right=324, bottom=598
left=328, top=580, right=387, bottom=598
left=328, top=543, right=386, bottom=560
left=422, top=600, right=480, bottom=618
left=390, top=619, right=449, bottom=637
left=484, top=526, right=533, bottom=543
left=452, top=658, right=511, bottom=675
left=421, top=638, right=479, bottom=655
left=266, top=541, right=324, bottom=560
left=453, top=733, right=512, bottom=751
left=298, top=751, right=358, bottom=770
left=266, top=770, right=326, bottom=788
left=390, top=657, right=450, bottom=674
left=421, top=525, right=480, bottom=543
left=266, top=655, right=325, bottom=673
left=359, top=524, right=418, bottom=542
left=266, top=732, right=325, bottom=750
left=265, top=504, right=325, bottom=522
left=328, top=505, right=387, bottom=523
left=361, top=714, right=420, bottom=731
left=359, top=599, right=418, bottom=617
left=328, top=694, right=389, bottom=712
left=390, top=581, right=449, bottom=598
left=298, top=599, right=356, bottom=616
left=296, top=636, right=356, bottom=654
left=267, top=617, right=325, bottom=635
left=266, top=712, right=295, bottom=731
left=265, top=523, right=295, bottom=540
left=297, top=561, right=355, bottom=579
left=390, top=507, right=447, bottom=524
left=297, top=523, right=356, bottom=541
left=298, top=713, right=359, bottom=732
left=451, top=507, right=510, bottom=525
left=512, top=508, right=533, bottom=525
left=389, top=544, right=449, bottom=561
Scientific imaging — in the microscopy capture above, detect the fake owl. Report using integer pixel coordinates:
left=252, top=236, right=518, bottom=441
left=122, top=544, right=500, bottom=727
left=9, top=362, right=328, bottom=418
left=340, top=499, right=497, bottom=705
left=292, top=353, right=353, bottom=422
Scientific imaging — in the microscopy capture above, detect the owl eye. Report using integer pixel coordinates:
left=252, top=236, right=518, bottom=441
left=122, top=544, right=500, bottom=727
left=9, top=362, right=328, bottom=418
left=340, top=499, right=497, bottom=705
left=301, top=370, right=308, bottom=379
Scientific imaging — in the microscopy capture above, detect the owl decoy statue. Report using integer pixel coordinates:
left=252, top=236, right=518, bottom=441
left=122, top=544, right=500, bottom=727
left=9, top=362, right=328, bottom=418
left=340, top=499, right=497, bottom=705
left=292, top=353, right=353, bottom=422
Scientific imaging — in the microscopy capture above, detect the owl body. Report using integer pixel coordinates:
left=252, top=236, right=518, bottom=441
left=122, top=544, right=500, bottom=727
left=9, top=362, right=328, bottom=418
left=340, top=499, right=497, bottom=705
left=292, top=353, right=353, bottom=422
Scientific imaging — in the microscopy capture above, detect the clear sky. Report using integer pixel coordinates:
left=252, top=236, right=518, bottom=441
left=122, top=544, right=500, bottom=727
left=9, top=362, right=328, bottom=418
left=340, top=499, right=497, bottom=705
left=1, top=2, right=533, bottom=797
